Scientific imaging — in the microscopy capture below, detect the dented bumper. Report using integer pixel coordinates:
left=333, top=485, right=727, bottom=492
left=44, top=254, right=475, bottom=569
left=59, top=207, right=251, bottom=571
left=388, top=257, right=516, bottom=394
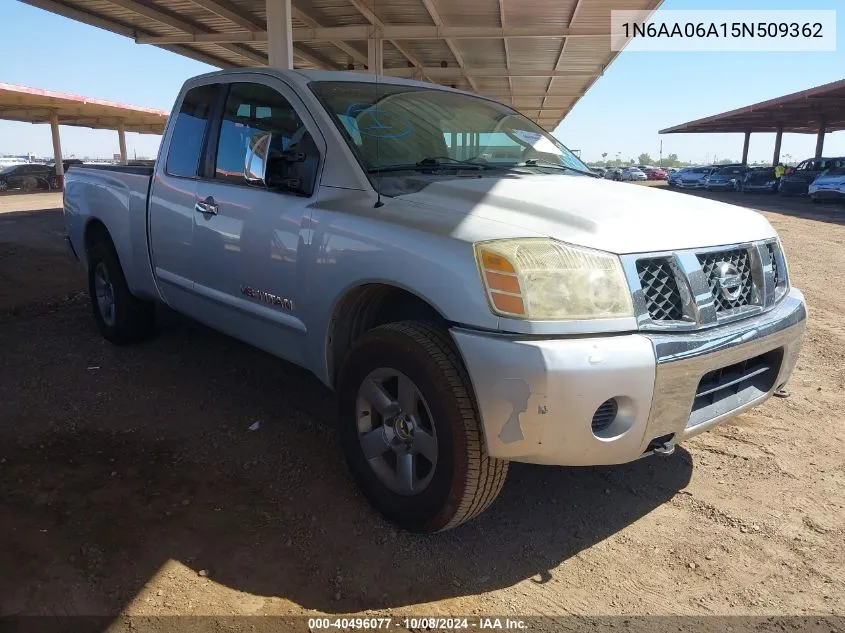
left=451, top=289, right=806, bottom=466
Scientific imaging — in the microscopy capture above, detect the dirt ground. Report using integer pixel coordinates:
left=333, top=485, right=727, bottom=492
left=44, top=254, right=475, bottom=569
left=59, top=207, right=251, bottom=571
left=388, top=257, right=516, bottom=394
left=0, top=189, right=842, bottom=623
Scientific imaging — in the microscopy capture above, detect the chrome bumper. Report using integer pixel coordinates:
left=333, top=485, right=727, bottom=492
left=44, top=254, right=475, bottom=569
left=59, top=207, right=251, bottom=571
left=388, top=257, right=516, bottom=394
left=451, top=289, right=806, bottom=466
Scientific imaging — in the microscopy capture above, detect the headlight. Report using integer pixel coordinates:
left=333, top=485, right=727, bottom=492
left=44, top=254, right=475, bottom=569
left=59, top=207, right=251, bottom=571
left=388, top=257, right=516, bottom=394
left=474, top=239, right=634, bottom=320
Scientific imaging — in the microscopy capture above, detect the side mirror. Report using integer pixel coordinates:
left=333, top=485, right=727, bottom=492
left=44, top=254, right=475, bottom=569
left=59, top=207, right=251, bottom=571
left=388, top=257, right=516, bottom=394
left=266, top=131, right=320, bottom=197
left=244, top=131, right=272, bottom=185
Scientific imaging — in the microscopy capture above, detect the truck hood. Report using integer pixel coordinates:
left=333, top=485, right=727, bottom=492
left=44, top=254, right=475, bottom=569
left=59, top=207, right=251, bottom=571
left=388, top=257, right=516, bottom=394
left=394, top=174, right=776, bottom=254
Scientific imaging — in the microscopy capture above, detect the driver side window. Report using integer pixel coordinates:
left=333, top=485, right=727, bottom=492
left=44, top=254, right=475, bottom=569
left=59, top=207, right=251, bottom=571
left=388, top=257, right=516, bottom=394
left=215, top=82, right=306, bottom=186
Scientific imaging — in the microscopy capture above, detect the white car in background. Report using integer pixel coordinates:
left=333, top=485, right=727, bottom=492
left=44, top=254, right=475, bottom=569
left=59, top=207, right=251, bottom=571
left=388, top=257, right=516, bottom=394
left=621, top=167, right=648, bottom=182
left=808, top=166, right=845, bottom=203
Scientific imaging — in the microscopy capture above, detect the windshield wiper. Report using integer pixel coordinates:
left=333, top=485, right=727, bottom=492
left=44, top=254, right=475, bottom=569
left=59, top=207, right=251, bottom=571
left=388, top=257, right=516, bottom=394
left=516, top=159, right=598, bottom=177
left=368, top=156, right=497, bottom=174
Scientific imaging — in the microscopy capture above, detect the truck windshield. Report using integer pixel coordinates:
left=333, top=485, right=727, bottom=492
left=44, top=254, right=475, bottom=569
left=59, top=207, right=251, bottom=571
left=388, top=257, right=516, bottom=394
left=309, top=81, right=589, bottom=187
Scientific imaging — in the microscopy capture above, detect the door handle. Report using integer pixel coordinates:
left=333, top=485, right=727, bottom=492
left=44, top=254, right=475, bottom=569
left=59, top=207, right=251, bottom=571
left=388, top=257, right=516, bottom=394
left=194, top=197, right=218, bottom=215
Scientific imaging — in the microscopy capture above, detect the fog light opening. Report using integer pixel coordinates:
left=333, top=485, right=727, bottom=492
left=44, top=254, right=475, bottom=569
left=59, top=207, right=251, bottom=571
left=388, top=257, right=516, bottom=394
left=591, top=396, right=636, bottom=440
left=591, top=398, right=618, bottom=434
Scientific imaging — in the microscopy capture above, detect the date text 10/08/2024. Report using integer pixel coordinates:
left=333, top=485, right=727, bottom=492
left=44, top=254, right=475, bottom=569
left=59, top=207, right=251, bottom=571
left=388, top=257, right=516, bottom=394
left=307, top=617, right=529, bottom=630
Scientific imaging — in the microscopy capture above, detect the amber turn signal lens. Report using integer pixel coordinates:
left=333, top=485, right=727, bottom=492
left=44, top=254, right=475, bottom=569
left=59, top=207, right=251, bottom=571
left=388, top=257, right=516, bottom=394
left=480, top=250, right=516, bottom=273
left=484, top=271, right=521, bottom=294
left=491, top=293, right=525, bottom=315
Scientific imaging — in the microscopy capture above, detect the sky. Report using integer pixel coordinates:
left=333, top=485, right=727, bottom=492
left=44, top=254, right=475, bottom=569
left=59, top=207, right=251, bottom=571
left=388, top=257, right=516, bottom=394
left=0, top=0, right=843, bottom=163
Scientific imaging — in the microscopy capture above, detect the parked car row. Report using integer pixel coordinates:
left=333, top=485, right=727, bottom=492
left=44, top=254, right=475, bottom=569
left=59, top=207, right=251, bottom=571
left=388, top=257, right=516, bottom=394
left=668, top=158, right=845, bottom=203
left=602, top=166, right=648, bottom=181
left=591, top=165, right=677, bottom=182
left=781, top=157, right=845, bottom=199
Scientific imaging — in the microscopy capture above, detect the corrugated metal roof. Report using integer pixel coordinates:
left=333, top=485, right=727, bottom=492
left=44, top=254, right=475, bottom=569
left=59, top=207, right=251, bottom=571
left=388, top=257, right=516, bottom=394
left=660, top=78, right=845, bottom=135
left=19, top=0, right=662, bottom=128
left=0, top=82, right=168, bottom=133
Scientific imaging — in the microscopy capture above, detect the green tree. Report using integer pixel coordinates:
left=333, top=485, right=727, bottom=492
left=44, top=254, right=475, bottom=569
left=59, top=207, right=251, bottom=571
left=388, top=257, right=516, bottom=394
left=638, top=153, right=654, bottom=166
left=666, top=153, right=680, bottom=167
left=601, top=152, right=608, bottom=164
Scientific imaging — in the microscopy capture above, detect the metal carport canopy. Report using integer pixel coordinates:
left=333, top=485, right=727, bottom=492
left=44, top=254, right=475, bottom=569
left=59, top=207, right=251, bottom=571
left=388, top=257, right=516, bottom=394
left=659, top=78, right=845, bottom=135
left=20, top=0, right=662, bottom=130
left=659, top=78, right=845, bottom=164
left=0, top=82, right=168, bottom=134
left=0, top=82, right=168, bottom=183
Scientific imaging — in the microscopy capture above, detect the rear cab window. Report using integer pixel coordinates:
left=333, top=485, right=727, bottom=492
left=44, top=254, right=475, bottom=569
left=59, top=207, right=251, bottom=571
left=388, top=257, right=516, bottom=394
left=166, top=84, right=218, bottom=178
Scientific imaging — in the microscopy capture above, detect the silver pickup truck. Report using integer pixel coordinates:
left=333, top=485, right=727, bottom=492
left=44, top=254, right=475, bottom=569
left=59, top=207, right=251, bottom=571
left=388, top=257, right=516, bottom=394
left=64, top=68, right=806, bottom=532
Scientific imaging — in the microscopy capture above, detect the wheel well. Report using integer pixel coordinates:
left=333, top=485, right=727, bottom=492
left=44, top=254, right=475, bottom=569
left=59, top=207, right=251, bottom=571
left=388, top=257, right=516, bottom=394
left=327, top=284, right=448, bottom=387
left=83, top=219, right=112, bottom=257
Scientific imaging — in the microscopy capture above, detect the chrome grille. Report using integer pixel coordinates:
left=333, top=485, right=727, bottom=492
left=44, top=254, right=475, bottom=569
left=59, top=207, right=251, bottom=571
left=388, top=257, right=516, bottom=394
left=626, top=240, right=786, bottom=331
left=636, top=258, right=684, bottom=321
left=766, top=242, right=780, bottom=284
left=697, top=249, right=754, bottom=312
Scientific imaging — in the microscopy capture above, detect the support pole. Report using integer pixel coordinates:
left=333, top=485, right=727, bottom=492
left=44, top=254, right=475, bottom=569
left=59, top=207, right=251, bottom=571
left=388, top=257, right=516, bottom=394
left=117, top=122, right=128, bottom=165
left=50, top=113, right=64, bottom=190
left=266, top=0, right=293, bottom=69
left=772, top=128, right=783, bottom=166
left=815, top=122, right=826, bottom=158
left=367, top=37, right=383, bottom=75
left=741, top=131, right=750, bottom=165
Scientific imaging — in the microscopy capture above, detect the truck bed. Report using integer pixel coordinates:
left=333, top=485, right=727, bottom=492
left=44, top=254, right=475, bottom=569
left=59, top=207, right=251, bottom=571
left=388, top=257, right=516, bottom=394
left=63, top=164, right=156, bottom=297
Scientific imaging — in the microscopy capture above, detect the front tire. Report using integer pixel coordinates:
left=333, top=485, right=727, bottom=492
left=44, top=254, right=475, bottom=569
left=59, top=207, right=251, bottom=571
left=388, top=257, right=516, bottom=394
left=87, top=240, right=155, bottom=344
left=338, top=321, right=508, bottom=532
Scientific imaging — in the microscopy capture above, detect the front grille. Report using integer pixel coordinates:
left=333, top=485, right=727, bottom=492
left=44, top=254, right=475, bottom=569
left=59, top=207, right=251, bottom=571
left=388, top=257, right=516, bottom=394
left=766, top=242, right=780, bottom=284
left=688, top=349, right=783, bottom=428
left=697, top=248, right=754, bottom=312
left=637, top=258, right=684, bottom=321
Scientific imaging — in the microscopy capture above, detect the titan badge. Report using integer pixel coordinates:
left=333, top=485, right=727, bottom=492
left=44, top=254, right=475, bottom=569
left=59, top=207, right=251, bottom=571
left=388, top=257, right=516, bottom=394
left=241, top=286, right=294, bottom=311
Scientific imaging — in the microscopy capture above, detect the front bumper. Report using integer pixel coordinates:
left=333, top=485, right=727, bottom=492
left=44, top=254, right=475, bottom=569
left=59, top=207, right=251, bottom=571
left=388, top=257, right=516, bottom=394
left=706, top=181, right=735, bottom=190
left=452, top=289, right=806, bottom=466
left=743, top=182, right=778, bottom=192
left=809, top=188, right=844, bottom=200
left=779, top=180, right=809, bottom=194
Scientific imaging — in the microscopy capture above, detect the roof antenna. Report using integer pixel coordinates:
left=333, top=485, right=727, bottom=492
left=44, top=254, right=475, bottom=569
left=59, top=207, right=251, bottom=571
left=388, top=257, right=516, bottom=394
left=373, top=0, right=384, bottom=208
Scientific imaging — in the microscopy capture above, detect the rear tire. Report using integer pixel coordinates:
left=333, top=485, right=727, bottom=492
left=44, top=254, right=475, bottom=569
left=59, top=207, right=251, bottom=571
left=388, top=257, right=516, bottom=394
left=337, top=321, right=508, bottom=532
left=87, top=240, right=155, bottom=344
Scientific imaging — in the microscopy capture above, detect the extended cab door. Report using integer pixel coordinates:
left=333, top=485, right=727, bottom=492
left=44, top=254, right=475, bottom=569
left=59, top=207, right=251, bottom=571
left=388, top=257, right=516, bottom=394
left=148, top=82, right=219, bottom=314
left=191, top=77, right=324, bottom=365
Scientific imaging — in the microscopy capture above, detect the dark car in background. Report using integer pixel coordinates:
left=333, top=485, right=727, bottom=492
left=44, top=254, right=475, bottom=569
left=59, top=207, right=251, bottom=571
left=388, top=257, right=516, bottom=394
left=604, top=167, right=623, bottom=181
left=740, top=166, right=779, bottom=193
left=705, top=164, right=746, bottom=191
left=0, top=163, right=58, bottom=192
left=779, top=157, right=845, bottom=195
left=60, top=159, right=85, bottom=172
